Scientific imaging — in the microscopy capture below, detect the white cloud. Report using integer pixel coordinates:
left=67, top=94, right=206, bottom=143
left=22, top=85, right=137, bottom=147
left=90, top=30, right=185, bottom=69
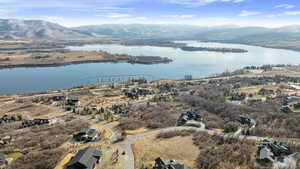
left=0, top=9, right=12, bottom=15
left=162, top=14, right=195, bottom=18
left=95, top=7, right=134, bottom=12
left=165, top=0, right=245, bottom=7
left=239, top=10, right=261, bottom=17
left=275, top=4, right=295, bottom=9
left=96, top=13, right=131, bottom=18
left=42, top=16, right=66, bottom=22
left=283, top=11, right=300, bottom=15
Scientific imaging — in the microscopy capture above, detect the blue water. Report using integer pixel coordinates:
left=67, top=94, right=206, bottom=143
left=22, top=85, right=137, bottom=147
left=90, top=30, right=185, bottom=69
left=1, top=41, right=300, bottom=94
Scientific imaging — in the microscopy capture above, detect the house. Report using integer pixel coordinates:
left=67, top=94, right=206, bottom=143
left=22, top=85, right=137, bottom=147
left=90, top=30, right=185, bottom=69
left=288, top=84, right=300, bottom=90
left=258, top=88, right=275, bottom=96
left=52, top=95, right=66, bottom=101
left=230, top=116, right=256, bottom=127
left=73, top=129, right=100, bottom=142
left=176, top=111, right=202, bottom=126
left=67, top=147, right=101, bottom=169
left=154, top=157, right=191, bottom=169
left=0, top=136, right=12, bottom=146
left=282, top=101, right=300, bottom=113
left=256, top=140, right=290, bottom=164
left=0, top=152, right=6, bottom=166
left=247, top=97, right=267, bottom=104
left=21, top=118, right=50, bottom=128
left=66, top=96, right=80, bottom=106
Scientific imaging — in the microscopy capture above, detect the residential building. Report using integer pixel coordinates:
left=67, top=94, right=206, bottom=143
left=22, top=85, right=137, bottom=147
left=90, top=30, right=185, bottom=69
left=67, top=147, right=101, bottom=169
left=73, top=128, right=100, bottom=142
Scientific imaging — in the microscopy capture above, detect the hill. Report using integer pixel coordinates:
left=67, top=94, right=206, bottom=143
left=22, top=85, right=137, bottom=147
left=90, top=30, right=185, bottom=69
left=0, top=19, right=91, bottom=40
left=72, top=24, right=300, bottom=41
left=72, top=24, right=300, bottom=51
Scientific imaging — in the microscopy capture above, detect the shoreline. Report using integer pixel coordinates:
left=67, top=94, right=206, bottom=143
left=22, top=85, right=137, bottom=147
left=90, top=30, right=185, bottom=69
left=120, top=39, right=249, bottom=53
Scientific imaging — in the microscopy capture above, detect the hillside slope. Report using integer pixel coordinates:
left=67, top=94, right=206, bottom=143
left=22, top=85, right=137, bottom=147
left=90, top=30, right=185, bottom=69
left=72, top=24, right=300, bottom=41
left=0, top=19, right=91, bottom=40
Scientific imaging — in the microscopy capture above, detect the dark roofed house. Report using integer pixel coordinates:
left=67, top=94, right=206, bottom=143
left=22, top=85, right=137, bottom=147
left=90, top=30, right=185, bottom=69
left=154, top=157, right=191, bottom=169
left=21, top=118, right=50, bottom=128
left=177, top=112, right=202, bottom=126
left=66, top=96, right=80, bottom=106
left=67, top=147, right=101, bottom=169
left=73, top=128, right=100, bottom=142
left=256, top=139, right=291, bottom=164
left=52, top=95, right=66, bottom=101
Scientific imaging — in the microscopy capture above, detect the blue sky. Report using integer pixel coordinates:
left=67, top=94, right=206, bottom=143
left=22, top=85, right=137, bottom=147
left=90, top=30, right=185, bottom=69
left=0, top=0, right=300, bottom=27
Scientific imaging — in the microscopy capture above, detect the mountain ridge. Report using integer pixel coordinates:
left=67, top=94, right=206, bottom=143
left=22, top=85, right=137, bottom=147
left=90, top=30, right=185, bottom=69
left=0, top=18, right=91, bottom=40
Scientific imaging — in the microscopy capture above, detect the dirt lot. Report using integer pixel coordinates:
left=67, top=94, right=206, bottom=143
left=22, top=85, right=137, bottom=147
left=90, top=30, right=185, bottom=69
left=132, top=135, right=199, bottom=169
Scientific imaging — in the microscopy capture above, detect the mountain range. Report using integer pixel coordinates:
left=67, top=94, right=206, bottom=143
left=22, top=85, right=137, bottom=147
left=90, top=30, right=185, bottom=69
left=0, top=19, right=89, bottom=40
left=1, top=19, right=300, bottom=48
left=72, top=24, right=300, bottom=42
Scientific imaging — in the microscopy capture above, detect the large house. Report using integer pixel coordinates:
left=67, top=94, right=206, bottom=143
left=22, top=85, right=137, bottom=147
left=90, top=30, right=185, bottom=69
left=176, top=111, right=202, bottom=126
left=256, top=139, right=290, bottom=164
left=67, top=147, right=102, bottom=169
left=154, top=157, right=191, bottom=169
left=73, top=128, right=100, bottom=142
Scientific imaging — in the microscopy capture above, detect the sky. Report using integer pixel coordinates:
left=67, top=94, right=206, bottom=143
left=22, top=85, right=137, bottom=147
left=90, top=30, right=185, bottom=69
left=0, top=0, right=300, bottom=27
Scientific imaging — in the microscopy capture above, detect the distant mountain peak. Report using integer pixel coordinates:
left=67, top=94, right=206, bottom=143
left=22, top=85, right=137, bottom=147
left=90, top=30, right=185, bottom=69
left=0, top=18, right=91, bottom=40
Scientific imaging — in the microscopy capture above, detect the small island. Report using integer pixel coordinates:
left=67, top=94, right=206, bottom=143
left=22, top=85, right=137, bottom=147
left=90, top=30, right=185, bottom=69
left=180, top=46, right=248, bottom=53
left=120, top=39, right=248, bottom=53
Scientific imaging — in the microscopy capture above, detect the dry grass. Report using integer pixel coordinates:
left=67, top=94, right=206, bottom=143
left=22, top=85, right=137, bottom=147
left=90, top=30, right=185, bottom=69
left=233, top=85, right=278, bottom=94
left=132, top=135, right=199, bottom=169
left=90, top=123, right=113, bottom=140
left=0, top=51, right=105, bottom=67
left=96, top=145, right=124, bottom=169
left=8, top=104, right=62, bottom=119
left=54, top=153, right=74, bottom=169
left=125, top=128, right=155, bottom=135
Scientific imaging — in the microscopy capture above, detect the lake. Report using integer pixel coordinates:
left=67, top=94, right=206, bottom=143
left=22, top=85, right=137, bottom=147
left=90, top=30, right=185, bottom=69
left=1, top=41, right=300, bottom=94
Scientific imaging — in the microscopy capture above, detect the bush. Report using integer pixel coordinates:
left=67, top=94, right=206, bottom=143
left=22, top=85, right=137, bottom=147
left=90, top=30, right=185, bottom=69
left=223, top=122, right=240, bottom=133
left=9, top=148, right=64, bottom=169
left=195, top=142, right=260, bottom=169
left=118, top=118, right=145, bottom=130
left=157, top=130, right=195, bottom=139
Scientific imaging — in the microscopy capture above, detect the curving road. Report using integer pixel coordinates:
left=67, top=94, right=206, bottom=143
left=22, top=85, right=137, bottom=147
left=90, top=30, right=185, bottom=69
left=103, top=125, right=270, bottom=169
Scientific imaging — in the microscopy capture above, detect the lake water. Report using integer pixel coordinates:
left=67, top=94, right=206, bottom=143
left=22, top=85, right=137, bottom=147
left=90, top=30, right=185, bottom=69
left=1, top=41, right=300, bottom=94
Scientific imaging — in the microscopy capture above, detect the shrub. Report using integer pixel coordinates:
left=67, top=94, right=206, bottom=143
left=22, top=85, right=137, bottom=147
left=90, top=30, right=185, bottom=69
left=223, top=122, right=240, bottom=133
left=9, top=148, right=64, bottom=169
left=157, top=129, right=195, bottom=139
left=118, top=118, right=145, bottom=130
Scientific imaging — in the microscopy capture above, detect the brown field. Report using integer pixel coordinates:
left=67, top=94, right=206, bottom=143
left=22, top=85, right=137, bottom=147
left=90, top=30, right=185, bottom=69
left=125, top=128, right=155, bottom=135
left=0, top=51, right=105, bottom=68
left=7, top=104, right=62, bottom=119
left=132, top=135, right=199, bottom=169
